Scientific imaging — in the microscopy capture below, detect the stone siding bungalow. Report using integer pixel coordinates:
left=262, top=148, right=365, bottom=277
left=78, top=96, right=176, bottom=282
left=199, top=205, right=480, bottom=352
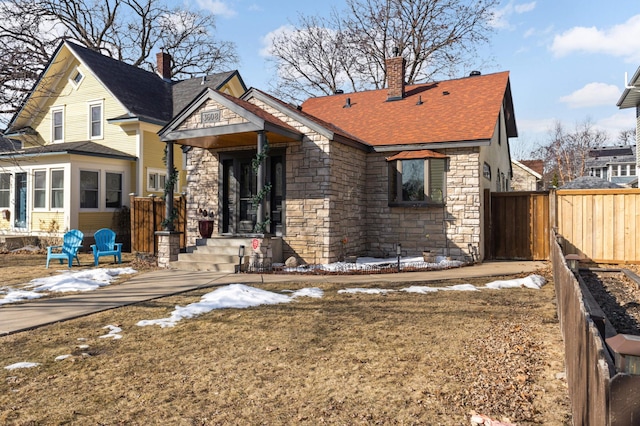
left=159, top=55, right=517, bottom=265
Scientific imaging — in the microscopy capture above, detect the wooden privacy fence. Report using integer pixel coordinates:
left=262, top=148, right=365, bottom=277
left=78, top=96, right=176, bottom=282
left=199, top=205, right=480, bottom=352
left=485, top=190, right=549, bottom=260
left=556, top=189, right=640, bottom=263
left=552, top=230, right=640, bottom=425
left=129, top=195, right=186, bottom=254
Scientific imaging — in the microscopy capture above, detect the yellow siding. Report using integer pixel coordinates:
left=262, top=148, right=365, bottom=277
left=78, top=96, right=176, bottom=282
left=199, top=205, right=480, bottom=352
left=29, top=56, right=135, bottom=155
left=142, top=131, right=185, bottom=194
left=31, top=212, right=65, bottom=233
left=0, top=218, right=10, bottom=230
left=220, top=77, right=247, bottom=97
left=78, top=212, right=116, bottom=234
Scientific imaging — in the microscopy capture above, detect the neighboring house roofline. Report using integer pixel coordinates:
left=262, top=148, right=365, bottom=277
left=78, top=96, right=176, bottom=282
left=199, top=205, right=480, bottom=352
left=0, top=141, right=137, bottom=162
left=512, top=159, right=542, bottom=179
left=617, top=65, right=640, bottom=108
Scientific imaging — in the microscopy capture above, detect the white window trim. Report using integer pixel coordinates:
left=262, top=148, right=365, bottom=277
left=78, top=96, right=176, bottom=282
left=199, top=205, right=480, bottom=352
left=33, top=169, right=47, bottom=210
left=88, top=100, right=104, bottom=140
left=50, top=168, right=65, bottom=210
left=0, top=172, right=11, bottom=209
left=70, top=67, right=85, bottom=88
left=105, top=170, right=124, bottom=210
left=146, top=167, right=178, bottom=193
left=79, top=169, right=100, bottom=210
left=51, top=106, right=65, bottom=143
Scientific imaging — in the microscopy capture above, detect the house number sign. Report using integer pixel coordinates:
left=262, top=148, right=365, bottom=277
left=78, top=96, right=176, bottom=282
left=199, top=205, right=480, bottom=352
left=201, top=109, right=221, bottom=124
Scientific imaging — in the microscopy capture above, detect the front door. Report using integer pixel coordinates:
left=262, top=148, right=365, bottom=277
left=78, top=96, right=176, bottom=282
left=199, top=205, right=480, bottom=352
left=222, top=154, right=285, bottom=235
left=14, top=172, right=26, bottom=228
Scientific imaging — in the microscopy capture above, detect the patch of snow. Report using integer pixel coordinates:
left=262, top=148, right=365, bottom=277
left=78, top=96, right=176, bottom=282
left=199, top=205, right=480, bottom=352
left=55, top=354, right=72, bottom=361
left=0, top=290, right=44, bottom=305
left=99, top=324, right=123, bottom=339
left=484, top=274, right=546, bottom=290
left=137, top=284, right=321, bottom=328
left=29, top=267, right=136, bottom=293
left=4, top=362, right=40, bottom=370
left=290, top=287, right=323, bottom=298
left=337, top=288, right=395, bottom=294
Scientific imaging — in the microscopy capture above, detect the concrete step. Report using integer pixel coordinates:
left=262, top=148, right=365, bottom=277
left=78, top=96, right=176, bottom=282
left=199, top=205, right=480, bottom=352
left=195, top=237, right=255, bottom=248
left=186, top=245, right=242, bottom=256
left=178, top=253, right=238, bottom=263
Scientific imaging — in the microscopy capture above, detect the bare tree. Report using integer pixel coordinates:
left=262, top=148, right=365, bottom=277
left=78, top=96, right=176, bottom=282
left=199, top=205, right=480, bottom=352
left=0, top=0, right=238, bottom=128
left=268, top=0, right=498, bottom=100
left=535, top=119, right=609, bottom=186
left=617, top=128, right=636, bottom=145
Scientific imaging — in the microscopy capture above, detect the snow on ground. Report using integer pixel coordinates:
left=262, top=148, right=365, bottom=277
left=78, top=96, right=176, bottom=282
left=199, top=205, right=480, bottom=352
left=4, top=362, right=41, bottom=370
left=0, top=267, right=137, bottom=305
left=137, top=284, right=324, bottom=328
left=4, top=274, right=545, bottom=369
left=280, top=256, right=465, bottom=273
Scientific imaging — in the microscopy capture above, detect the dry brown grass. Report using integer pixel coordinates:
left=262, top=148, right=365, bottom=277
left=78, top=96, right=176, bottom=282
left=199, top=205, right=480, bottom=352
left=0, top=260, right=571, bottom=425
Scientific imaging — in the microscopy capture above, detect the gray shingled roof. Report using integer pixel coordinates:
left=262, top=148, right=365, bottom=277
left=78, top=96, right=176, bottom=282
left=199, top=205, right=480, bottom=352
left=67, top=42, right=246, bottom=124
left=0, top=141, right=136, bottom=160
left=560, top=176, right=623, bottom=189
left=0, top=135, right=21, bottom=153
left=67, top=42, right=174, bottom=124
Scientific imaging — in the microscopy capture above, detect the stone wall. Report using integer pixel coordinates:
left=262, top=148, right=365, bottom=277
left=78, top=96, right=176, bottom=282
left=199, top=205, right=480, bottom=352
left=185, top=147, right=219, bottom=247
left=365, top=148, right=481, bottom=261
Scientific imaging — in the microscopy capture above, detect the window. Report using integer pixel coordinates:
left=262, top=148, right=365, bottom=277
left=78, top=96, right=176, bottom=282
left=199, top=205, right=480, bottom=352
left=0, top=173, right=9, bottom=208
left=106, top=172, right=122, bottom=208
left=33, top=170, right=46, bottom=208
left=621, top=165, right=628, bottom=176
left=483, top=162, right=491, bottom=180
left=80, top=170, right=99, bottom=208
left=89, top=103, right=102, bottom=139
left=611, top=165, right=619, bottom=177
left=631, top=165, right=637, bottom=176
left=147, top=168, right=170, bottom=192
left=51, top=170, right=64, bottom=209
left=52, top=108, right=63, bottom=142
left=72, top=71, right=84, bottom=86
left=389, top=158, right=446, bottom=205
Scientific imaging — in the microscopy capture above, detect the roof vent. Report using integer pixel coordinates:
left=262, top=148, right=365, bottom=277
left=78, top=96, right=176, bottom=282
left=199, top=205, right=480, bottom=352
left=334, top=89, right=344, bottom=95
left=416, top=95, right=423, bottom=105
left=343, top=97, right=351, bottom=108
left=442, top=91, right=450, bottom=96
left=469, top=70, right=481, bottom=77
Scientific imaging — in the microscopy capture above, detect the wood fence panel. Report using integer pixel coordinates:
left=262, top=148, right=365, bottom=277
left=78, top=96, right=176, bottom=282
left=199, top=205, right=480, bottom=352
left=130, top=195, right=186, bottom=254
left=488, top=191, right=549, bottom=260
left=557, top=189, right=640, bottom=263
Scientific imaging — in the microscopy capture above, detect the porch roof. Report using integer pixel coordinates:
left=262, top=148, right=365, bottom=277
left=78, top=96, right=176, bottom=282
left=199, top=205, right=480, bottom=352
left=0, top=140, right=136, bottom=161
left=159, top=88, right=303, bottom=149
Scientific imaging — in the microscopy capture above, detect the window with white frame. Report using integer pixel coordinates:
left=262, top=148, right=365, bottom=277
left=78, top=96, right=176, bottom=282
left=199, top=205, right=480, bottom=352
left=33, top=170, right=46, bottom=208
left=70, top=69, right=84, bottom=87
left=52, top=107, right=64, bottom=142
left=106, top=172, right=122, bottom=208
left=621, top=165, right=628, bottom=176
left=631, top=165, right=637, bottom=176
left=80, top=170, right=99, bottom=208
left=0, top=173, right=9, bottom=208
left=89, top=102, right=103, bottom=139
left=147, top=168, right=171, bottom=192
left=51, top=170, right=64, bottom=209
left=388, top=158, right=446, bottom=205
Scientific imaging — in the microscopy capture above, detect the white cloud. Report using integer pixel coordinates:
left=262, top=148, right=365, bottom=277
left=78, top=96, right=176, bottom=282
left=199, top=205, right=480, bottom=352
left=550, top=14, right=640, bottom=62
left=260, top=25, right=294, bottom=57
left=595, top=111, right=636, bottom=136
left=514, top=2, right=536, bottom=14
left=196, top=0, right=237, bottom=18
left=490, top=1, right=536, bottom=29
left=559, top=83, right=621, bottom=109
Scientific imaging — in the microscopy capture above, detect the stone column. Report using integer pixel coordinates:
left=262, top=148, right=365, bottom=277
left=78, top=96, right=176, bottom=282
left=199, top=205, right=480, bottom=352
left=156, top=231, right=180, bottom=268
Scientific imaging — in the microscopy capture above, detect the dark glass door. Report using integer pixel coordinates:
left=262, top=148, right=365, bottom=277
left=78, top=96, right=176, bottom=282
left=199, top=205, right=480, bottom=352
left=238, top=159, right=257, bottom=233
left=14, top=172, right=26, bottom=228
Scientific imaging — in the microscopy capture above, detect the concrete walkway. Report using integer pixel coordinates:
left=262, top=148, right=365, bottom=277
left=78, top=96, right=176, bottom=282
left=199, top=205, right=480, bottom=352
left=0, top=260, right=546, bottom=336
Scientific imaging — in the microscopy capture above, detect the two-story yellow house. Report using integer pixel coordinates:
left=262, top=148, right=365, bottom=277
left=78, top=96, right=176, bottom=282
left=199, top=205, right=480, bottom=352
left=0, top=41, right=246, bottom=241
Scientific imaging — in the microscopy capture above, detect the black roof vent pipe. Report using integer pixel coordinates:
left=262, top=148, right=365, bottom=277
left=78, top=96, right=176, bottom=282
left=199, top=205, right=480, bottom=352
left=343, top=97, right=351, bottom=108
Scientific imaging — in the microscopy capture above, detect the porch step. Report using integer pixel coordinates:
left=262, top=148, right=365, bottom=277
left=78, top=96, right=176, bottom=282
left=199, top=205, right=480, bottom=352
left=169, top=236, right=254, bottom=273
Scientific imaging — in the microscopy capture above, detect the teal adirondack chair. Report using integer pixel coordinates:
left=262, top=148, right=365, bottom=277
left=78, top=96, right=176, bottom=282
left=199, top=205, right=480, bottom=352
left=90, top=228, right=122, bottom=266
left=46, top=229, right=84, bottom=268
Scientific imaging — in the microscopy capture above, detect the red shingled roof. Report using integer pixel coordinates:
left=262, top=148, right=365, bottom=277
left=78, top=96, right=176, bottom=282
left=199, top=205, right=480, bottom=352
left=301, top=71, right=513, bottom=147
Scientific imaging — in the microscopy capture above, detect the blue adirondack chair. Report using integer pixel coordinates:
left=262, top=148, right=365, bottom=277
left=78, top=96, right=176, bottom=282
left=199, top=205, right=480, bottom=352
left=46, top=229, right=84, bottom=268
left=90, top=228, right=123, bottom=266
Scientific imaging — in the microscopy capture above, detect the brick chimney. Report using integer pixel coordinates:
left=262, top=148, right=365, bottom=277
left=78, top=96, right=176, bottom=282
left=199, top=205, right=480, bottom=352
left=386, top=50, right=406, bottom=101
left=156, top=51, right=172, bottom=80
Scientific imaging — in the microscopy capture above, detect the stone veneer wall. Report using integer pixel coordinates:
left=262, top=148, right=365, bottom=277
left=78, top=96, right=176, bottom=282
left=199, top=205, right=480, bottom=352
left=185, top=147, right=219, bottom=247
left=248, top=98, right=368, bottom=264
left=365, top=147, right=482, bottom=261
